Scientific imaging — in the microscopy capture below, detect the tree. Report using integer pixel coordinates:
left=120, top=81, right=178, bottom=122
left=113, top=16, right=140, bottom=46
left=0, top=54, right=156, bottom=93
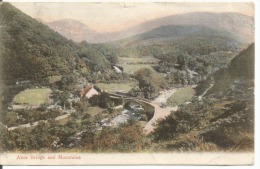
left=151, top=114, right=178, bottom=142
left=88, top=92, right=114, bottom=109
left=134, top=68, right=165, bottom=99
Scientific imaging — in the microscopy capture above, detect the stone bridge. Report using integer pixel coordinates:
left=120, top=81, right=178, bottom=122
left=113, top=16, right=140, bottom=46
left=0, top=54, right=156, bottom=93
left=109, top=93, right=178, bottom=134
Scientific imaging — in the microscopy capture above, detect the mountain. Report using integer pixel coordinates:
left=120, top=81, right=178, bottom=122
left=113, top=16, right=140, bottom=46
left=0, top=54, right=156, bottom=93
left=115, top=25, right=240, bottom=46
left=104, top=12, right=254, bottom=44
left=35, top=12, right=253, bottom=44
left=45, top=19, right=101, bottom=42
left=110, top=25, right=242, bottom=59
left=0, top=3, right=87, bottom=83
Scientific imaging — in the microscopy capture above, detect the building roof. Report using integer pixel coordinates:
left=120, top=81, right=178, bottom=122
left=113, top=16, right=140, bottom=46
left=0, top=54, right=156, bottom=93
left=80, top=85, right=93, bottom=97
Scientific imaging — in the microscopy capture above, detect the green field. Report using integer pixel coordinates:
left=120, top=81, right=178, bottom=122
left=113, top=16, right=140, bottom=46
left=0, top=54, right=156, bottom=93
left=96, top=82, right=136, bottom=93
left=123, top=64, right=155, bottom=74
left=13, top=88, right=52, bottom=105
left=118, top=57, right=158, bottom=74
left=118, top=57, right=159, bottom=64
left=167, top=87, right=196, bottom=106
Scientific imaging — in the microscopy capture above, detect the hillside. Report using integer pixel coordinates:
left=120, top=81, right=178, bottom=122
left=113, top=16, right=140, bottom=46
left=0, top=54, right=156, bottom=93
left=0, top=3, right=118, bottom=84
left=209, top=43, right=254, bottom=96
left=0, top=3, right=87, bottom=83
left=151, top=44, right=254, bottom=151
left=114, top=25, right=240, bottom=50
left=228, top=43, right=254, bottom=79
left=110, top=24, right=241, bottom=65
left=45, top=19, right=101, bottom=42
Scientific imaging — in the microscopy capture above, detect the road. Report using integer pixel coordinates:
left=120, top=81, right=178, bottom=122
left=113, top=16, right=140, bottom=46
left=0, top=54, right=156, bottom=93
left=7, top=113, right=71, bottom=131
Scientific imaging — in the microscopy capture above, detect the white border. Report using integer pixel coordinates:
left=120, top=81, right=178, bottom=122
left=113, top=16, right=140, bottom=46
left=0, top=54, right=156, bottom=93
left=1, top=0, right=259, bottom=168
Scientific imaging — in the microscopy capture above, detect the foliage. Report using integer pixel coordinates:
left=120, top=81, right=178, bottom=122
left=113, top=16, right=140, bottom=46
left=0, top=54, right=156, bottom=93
left=78, top=42, right=118, bottom=72
left=6, top=109, right=61, bottom=127
left=134, top=68, right=166, bottom=99
left=0, top=3, right=86, bottom=83
left=81, top=122, right=148, bottom=152
left=88, top=92, right=115, bottom=109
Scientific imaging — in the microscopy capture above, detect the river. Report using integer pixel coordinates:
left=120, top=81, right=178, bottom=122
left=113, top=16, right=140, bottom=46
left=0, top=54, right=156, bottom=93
left=99, top=88, right=179, bottom=129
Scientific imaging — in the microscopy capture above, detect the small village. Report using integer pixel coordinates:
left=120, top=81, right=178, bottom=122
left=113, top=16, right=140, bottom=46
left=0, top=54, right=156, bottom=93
left=7, top=61, right=197, bottom=135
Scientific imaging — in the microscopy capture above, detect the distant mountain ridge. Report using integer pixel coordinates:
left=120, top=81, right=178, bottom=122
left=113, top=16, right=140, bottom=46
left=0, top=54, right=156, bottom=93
left=111, top=25, right=242, bottom=58
left=40, top=12, right=254, bottom=44
left=114, top=12, right=254, bottom=44
left=45, top=19, right=101, bottom=42
left=115, top=25, right=241, bottom=45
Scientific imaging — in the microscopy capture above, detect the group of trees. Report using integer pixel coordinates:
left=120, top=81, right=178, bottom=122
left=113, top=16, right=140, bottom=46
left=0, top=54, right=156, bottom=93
left=132, top=68, right=166, bottom=99
left=85, top=70, right=131, bottom=84
left=81, top=122, right=148, bottom=152
left=78, top=42, right=118, bottom=72
left=88, top=92, right=122, bottom=109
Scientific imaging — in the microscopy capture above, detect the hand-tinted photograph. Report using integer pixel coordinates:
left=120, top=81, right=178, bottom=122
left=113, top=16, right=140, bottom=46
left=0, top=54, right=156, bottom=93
left=0, top=1, right=255, bottom=165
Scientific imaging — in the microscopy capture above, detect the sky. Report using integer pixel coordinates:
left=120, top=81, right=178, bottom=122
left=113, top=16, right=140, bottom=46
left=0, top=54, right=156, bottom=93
left=12, top=2, right=254, bottom=33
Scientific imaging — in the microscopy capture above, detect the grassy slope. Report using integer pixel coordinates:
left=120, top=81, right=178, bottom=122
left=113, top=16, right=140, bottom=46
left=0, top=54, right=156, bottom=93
left=166, top=87, right=195, bottom=106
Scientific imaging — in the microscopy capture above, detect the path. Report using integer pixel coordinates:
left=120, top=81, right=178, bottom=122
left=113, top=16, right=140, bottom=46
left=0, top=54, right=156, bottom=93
left=152, top=88, right=177, bottom=104
left=198, top=83, right=214, bottom=100
left=143, top=88, right=178, bottom=134
left=143, top=103, right=178, bottom=134
left=7, top=113, right=71, bottom=131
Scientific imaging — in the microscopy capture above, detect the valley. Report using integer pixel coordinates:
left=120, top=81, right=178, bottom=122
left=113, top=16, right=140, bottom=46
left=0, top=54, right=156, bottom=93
left=0, top=2, right=254, bottom=153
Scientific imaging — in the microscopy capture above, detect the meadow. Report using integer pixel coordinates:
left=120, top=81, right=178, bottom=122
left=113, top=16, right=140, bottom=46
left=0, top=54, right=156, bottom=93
left=118, top=57, right=158, bottom=74
left=96, top=82, right=136, bottom=93
left=166, top=86, right=196, bottom=106
left=13, top=88, right=52, bottom=105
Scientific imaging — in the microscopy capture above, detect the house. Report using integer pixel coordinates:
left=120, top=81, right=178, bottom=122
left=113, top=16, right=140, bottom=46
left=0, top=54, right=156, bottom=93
left=112, top=65, right=124, bottom=73
left=80, top=84, right=99, bottom=99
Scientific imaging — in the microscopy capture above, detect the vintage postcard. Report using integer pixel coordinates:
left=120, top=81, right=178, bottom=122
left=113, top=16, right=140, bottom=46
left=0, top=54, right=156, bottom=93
left=0, top=1, right=255, bottom=165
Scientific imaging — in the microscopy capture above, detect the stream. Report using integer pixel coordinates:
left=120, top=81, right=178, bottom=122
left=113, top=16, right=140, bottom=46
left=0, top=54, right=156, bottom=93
left=99, top=102, right=144, bottom=128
